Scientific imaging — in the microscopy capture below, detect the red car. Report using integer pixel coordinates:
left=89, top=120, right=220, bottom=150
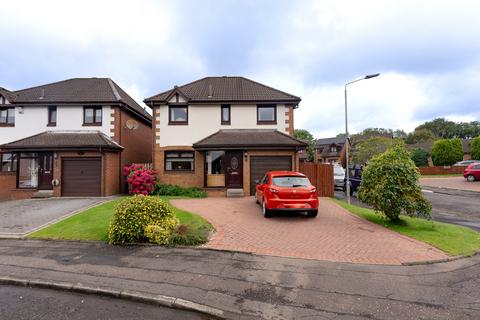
left=464, top=163, right=480, bottom=182
left=255, top=171, right=319, bottom=218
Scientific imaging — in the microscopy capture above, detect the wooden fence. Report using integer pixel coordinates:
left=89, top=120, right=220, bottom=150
left=299, top=163, right=334, bottom=197
left=418, top=166, right=466, bottom=175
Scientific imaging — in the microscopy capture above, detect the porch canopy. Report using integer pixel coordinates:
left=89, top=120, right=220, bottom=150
left=192, top=129, right=307, bottom=150
left=0, top=131, right=123, bottom=151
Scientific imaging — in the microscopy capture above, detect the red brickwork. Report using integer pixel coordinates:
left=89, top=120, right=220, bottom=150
left=418, top=166, right=466, bottom=175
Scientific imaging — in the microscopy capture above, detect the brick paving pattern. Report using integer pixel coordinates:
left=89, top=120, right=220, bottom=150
left=171, top=197, right=448, bottom=265
left=421, top=176, right=480, bottom=192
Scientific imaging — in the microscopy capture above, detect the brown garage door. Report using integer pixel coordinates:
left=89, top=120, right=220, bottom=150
left=250, top=156, right=292, bottom=195
left=62, top=158, right=101, bottom=196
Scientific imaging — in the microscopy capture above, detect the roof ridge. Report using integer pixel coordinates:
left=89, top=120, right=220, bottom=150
left=107, top=78, right=122, bottom=101
left=144, top=77, right=210, bottom=102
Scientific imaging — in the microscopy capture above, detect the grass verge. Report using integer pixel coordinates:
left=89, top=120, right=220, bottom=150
left=333, top=199, right=480, bottom=256
left=28, top=196, right=212, bottom=243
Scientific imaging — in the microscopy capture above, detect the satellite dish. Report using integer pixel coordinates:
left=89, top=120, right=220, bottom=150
left=125, top=119, right=139, bottom=130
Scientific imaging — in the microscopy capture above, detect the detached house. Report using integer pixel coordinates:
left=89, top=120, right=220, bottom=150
left=0, top=78, right=152, bottom=200
left=144, top=76, right=307, bottom=197
left=314, top=137, right=348, bottom=164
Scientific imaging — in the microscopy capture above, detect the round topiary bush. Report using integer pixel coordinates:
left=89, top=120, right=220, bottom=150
left=108, top=195, right=178, bottom=244
left=358, top=145, right=432, bottom=222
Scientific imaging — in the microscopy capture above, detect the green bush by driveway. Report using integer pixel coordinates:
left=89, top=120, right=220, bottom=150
left=29, top=196, right=212, bottom=245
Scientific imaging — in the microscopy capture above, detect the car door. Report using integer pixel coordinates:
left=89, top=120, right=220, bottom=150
left=256, top=174, right=268, bottom=201
left=474, top=164, right=480, bottom=179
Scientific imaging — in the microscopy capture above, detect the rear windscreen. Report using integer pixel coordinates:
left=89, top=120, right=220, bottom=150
left=272, top=176, right=311, bottom=187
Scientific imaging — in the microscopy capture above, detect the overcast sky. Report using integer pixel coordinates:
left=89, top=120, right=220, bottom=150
left=1, top=0, right=479, bottom=138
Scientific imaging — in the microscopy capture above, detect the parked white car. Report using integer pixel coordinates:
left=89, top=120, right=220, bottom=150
left=333, top=164, right=345, bottom=191
left=453, top=160, right=480, bottom=166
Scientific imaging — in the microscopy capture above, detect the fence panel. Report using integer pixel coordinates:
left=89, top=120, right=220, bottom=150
left=299, top=163, right=334, bottom=197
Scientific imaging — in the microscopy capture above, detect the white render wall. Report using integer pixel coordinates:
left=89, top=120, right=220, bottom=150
left=157, top=104, right=288, bottom=147
left=0, top=105, right=112, bottom=145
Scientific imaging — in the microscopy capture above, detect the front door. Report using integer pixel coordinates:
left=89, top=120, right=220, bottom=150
left=38, top=152, right=54, bottom=190
left=225, top=151, right=243, bottom=188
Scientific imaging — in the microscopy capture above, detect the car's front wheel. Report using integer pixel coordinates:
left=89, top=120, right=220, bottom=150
left=467, top=174, right=476, bottom=182
left=262, top=199, right=273, bottom=218
left=307, top=210, right=318, bottom=218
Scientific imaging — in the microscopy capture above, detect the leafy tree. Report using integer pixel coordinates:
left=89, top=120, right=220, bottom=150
left=415, top=118, right=480, bottom=139
left=471, top=136, right=480, bottom=160
left=358, top=145, right=432, bottom=222
left=405, top=128, right=436, bottom=144
left=416, top=118, right=457, bottom=139
left=431, top=138, right=463, bottom=166
left=294, top=129, right=315, bottom=162
left=410, top=148, right=429, bottom=167
left=393, top=129, right=407, bottom=139
left=352, top=137, right=404, bottom=164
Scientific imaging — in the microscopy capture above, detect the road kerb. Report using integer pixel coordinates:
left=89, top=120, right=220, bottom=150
left=0, top=276, right=225, bottom=319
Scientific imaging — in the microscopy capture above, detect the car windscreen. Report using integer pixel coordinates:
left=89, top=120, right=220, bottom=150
left=334, top=166, right=345, bottom=176
left=272, top=176, right=311, bottom=187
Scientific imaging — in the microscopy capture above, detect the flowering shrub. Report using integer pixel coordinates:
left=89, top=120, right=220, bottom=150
left=124, top=164, right=157, bottom=195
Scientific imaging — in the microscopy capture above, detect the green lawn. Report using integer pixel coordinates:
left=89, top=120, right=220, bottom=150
left=334, top=199, right=480, bottom=256
left=29, top=196, right=212, bottom=242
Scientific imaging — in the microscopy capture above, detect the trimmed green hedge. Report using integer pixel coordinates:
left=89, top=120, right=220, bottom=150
left=153, top=183, right=207, bottom=198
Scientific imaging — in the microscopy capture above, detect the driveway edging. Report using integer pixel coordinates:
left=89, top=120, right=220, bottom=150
left=0, top=276, right=225, bottom=319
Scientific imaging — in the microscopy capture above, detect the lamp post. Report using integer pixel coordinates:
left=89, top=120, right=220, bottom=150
left=344, top=73, right=380, bottom=204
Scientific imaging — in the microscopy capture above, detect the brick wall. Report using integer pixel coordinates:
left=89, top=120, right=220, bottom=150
left=284, top=105, right=295, bottom=136
left=418, top=166, right=466, bottom=175
left=153, top=145, right=204, bottom=188
left=111, top=106, right=152, bottom=192
left=0, top=173, right=36, bottom=200
left=104, top=152, right=121, bottom=196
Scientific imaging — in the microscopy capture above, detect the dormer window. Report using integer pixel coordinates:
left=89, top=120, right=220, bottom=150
left=257, top=104, right=277, bottom=124
left=330, top=144, right=338, bottom=152
left=0, top=107, right=15, bottom=126
left=83, top=106, right=102, bottom=126
left=169, top=105, right=188, bottom=125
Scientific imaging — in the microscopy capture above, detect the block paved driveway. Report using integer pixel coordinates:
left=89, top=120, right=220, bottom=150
left=421, top=176, right=480, bottom=192
left=171, top=197, right=448, bottom=265
left=0, top=198, right=111, bottom=238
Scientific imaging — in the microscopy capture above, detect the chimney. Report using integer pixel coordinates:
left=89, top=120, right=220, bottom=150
left=208, top=84, right=213, bottom=98
left=39, top=89, right=45, bottom=100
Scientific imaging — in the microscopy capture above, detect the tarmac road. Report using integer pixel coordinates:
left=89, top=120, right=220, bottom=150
left=0, top=284, right=210, bottom=320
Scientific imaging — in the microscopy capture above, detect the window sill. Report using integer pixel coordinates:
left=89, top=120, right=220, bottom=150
left=257, top=121, right=277, bottom=125
left=0, top=123, right=15, bottom=127
left=0, top=171, right=16, bottom=176
left=168, top=122, right=188, bottom=126
left=221, top=122, right=231, bottom=125
left=47, top=124, right=57, bottom=127
left=164, top=170, right=195, bottom=174
left=83, top=123, right=102, bottom=127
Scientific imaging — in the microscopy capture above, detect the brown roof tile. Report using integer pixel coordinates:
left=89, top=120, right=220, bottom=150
left=144, top=76, right=301, bottom=105
left=7, top=78, right=151, bottom=122
left=0, top=131, right=123, bottom=150
left=193, top=129, right=307, bottom=150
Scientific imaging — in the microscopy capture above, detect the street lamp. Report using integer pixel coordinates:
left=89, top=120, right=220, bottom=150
left=344, top=73, right=380, bottom=204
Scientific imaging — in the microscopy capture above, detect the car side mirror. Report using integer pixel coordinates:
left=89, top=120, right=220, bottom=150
left=255, top=179, right=260, bottom=184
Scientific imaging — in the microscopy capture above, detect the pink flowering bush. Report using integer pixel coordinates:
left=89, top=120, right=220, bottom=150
left=124, top=164, right=157, bottom=195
